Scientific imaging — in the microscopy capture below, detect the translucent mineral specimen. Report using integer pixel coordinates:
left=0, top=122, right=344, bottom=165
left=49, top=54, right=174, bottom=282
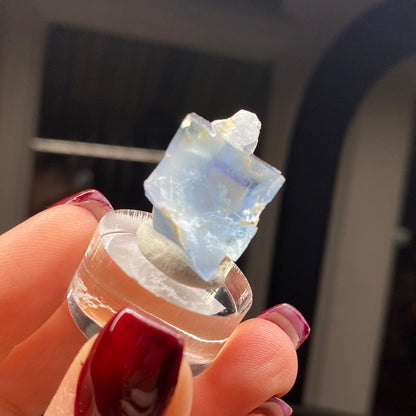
left=144, top=110, right=285, bottom=282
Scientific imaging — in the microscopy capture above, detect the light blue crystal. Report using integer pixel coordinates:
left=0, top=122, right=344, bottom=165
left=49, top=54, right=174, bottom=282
left=144, top=111, right=285, bottom=281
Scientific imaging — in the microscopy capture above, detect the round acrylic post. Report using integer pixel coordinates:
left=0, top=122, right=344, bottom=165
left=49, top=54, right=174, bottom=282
left=67, top=209, right=253, bottom=375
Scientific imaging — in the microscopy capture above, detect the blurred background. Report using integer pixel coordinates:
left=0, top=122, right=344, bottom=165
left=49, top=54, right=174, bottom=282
left=0, top=0, right=415, bottom=415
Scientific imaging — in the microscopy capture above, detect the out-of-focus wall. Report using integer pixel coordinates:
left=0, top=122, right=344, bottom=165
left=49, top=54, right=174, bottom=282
left=0, top=0, right=45, bottom=233
left=305, top=56, right=416, bottom=415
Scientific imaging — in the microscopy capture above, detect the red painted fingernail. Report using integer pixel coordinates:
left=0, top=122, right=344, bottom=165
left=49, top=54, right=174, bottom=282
left=257, top=303, right=310, bottom=349
left=51, top=189, right=113, bottom=220
left=75, top=307, right=183, bottom=416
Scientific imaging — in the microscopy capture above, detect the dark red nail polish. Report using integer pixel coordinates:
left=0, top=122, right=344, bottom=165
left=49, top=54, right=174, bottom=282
left=257, top=303, right=310, bottom=349
left=51, top=189, right=113, bottom=220
left=75, top=307, right=183, bottom=416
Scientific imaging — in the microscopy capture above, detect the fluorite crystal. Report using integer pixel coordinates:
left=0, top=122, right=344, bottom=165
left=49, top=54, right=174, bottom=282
left=144, top=110, right=285, bottom=282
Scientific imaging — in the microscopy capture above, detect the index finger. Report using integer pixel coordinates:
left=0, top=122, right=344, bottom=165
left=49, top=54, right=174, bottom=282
left=0, top=198, right=106, bottom=360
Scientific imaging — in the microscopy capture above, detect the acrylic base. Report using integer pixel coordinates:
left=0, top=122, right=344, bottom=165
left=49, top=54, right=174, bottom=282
left=67, top=209, right=252, bottom=375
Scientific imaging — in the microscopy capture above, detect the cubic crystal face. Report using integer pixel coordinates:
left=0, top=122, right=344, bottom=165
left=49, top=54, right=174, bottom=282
left=144, top=110, right=285, bottom=281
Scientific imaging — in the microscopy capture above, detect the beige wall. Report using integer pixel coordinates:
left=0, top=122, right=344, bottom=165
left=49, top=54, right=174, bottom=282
left=304, top=56, right=416, bottom=415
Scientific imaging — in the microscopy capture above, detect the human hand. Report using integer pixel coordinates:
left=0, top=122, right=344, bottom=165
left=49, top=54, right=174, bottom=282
left=0, top=189, right=309, bottom=416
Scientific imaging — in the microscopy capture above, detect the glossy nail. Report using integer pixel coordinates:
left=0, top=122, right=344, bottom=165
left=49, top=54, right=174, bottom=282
left=51, top=189, right=113, bottom=220
left=259, top=397, right=293, bottom=416
left=257, top=303, right=310, bottom=349
left=251, top=397, right=292, bottom=416
left=75, top=307, right=183, bottom=416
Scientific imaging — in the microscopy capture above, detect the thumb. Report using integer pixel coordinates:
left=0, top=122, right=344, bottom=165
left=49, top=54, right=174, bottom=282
left=45, top=307, right=193, bottom=416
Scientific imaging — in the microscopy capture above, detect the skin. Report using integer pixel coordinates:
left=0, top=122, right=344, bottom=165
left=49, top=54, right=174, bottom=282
left=0, top=205, right=298, bottom=416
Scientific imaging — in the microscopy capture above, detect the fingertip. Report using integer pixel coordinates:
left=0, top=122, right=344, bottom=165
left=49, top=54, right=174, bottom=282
left=50, top=189, right=113, bottom=221
left=257, top=303, right=310, bottom=350
left=192, top=318, right=298, bottom=416
left=214, top=318, right=298, bottom=391
left=47, top=340, right=193, bottom=416
left=74, top=307, right=184, bottom=416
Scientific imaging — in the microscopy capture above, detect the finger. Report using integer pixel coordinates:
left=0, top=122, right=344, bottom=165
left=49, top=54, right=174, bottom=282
left=0, top=206, right=96, bottom=355
left=0, top=302, right=85, bottom=415
left=191, top=318, right=299, bottom=416
left=46, top=307, right=193, bottom=416
left=0, top=190, right=111, bottom=360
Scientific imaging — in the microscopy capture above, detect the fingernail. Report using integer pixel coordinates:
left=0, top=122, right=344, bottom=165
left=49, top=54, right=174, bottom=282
left=51, top=189, right=113, bottom=220
left=75, top=307, right=183, bottom=416
left=254, top=397, right=293, bottom=416
left=266, top=397, right=293, bottom=416
left=257, top=303, right=310, bottom=349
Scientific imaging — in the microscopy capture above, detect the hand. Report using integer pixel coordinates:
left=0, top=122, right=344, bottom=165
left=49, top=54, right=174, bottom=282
left=0, top=190, right=309, bottom=416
